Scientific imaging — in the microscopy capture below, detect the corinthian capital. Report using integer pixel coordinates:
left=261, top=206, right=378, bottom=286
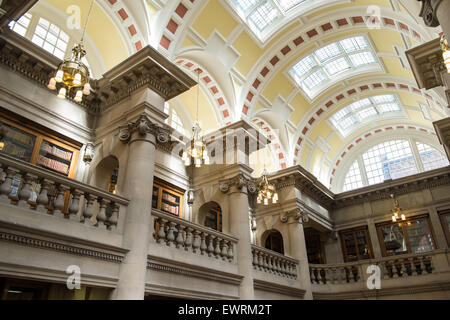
left=119, top=114, right=170, bottom=144
left=280, top=206, right=309, bottom=224
left=418, top=0, right=442, bottom=27
left=219, top=174, right=257, bottom=194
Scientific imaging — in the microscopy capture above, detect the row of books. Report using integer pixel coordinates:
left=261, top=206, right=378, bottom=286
left=5, top=127, right=34, bottom=147
left=37, top=154, right=69, bottom=174
left=161, top=202, right=179, bottom=215
left=162, top=192, right=178, bottom=203
left=2, top=142, right=28, bottom=159
left=41, top=142, right=72, bottom=161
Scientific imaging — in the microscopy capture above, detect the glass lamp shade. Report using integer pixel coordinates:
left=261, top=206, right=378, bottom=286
left=57, top=87, right=67, bottom=99
left=74, top=90, right=83, bottom=102
left=443, top=50, right=450, bottom=73
left=55, top=70, right=64, bottom=82
left=47, top=77, right=57, bottom=90
left=83, top=82, right=91, bottom=95
left=73, top=73, right=82, bottom=86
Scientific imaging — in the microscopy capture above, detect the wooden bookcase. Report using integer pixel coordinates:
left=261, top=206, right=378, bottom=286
left=339, top=226, right=374, bottom=262
left=439, top=209, right=450, bottom=247
left=0, top=112, right=80, bottom=179
left=152, top=177, right=184, bottom=218
left=204, top=207, right=222, bottom=232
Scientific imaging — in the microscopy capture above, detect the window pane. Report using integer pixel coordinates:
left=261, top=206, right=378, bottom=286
left=343, top=160, right=363, bottom=191
left=303, top=69, right=327, bottom=89
left=276, top=0, right=305, bottom=11
left=405, top=219, right=434, bottom=253
left=380, top=224, right=407, bottom=256
left=248, top=1, right=279, bottom=31
left=357, top=107, right=377, bottom=120
left=343, top=233, right=358, bottom=262
left=315, top=43, right=341, bottom=62
left=340, top=36, right=369, bottom=52
left=324, top=57, right=350, bottom=75
left=31, top=18, right=69, bottom=59
left=233, top=0, right=259, bottom=12
left=292, top=55, right=316, bottom=75
left=349, top=51, right=376, bottom=66
left=355, top=231, right=370, bottom=260
left=349, top=98, right=371, bottom=111
left=378, top=103, right=400, bottom=113
left=416, top=142, right=449, bottom=171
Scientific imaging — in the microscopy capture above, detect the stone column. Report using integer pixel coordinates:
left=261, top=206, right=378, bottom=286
left=111, top=114, right=169, bottom=300
left=419, top=0, right=450, bottom=38
left=422, top=188, right=449, bottom=249
left=281, top=209, right=313, bottom=300
left=367, top=219, right=383, bottom=259
left=221, top=176, right=255, bottom=299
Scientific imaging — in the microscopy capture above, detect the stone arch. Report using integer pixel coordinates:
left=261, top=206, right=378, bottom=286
left=90, top=155, right=119, bottom=193
left=262, top=229, right=285, bottom=254
left=198, top=201, right=222, bottom=232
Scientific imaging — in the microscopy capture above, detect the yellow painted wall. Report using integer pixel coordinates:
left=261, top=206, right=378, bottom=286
left=233, top=30, right=264, bottom=76
left=192, top=0, right=238, bottom=40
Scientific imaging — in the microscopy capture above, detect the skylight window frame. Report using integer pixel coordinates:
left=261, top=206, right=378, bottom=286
left=287, top=34, right=383, bottom=101
left=328, top=94, right=406, bottom=138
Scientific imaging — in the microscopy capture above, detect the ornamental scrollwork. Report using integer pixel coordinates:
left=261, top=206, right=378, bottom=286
left=280, top=207, right=309, bottom=224
left=119, top=114, right=170, bottom=144
left=418, top=0, right=441, bottom=27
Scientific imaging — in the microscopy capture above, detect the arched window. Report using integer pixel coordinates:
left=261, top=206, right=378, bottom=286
left=31, top=17, right=69, bottom=60
left=164, top=103, right=186, bottom=135
left=290, top=35, right=380, bottom=99
left=330, top=95, right=403, bottom=137
left=341, top=139, right=449, bottom=192
left=8, top=13, right=32, bottom=37
left=264, top=229, right=284, bottom=254
left=199, top=202, right=222, bottom=232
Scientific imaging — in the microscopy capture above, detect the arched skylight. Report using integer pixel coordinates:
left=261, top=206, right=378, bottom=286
left=290, top=36, right=381, bottom=100
left=341, top=140, right=449, bottom=192
left=330, top=94, right=403, bottom=137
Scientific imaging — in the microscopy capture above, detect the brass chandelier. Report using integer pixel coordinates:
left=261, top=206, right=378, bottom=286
left=47, top=0, right=93, bottom=102
left=182, top=70, right=209, bottom=167
left=257, top=169, right=278, bottom=206
left=256, top=122, right=278, bottom=205
left=390, top=194, right=405, bottom=222
left=441, top=35, right=450, bottom=73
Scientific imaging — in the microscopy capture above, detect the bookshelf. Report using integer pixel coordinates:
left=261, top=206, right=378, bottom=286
left=204, top=207, right=222, bottom=232
left=339, top=226, right=373, bottom=262
left=304, top=228, right=325, bottom=264
left=0, top=113, right=80, bottom=179
left=439, top=210, right=450, bottom=247
left=152, top=177, right=184, bottom=218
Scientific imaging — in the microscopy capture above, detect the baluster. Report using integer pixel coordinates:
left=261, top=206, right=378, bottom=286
left=263, top=253, right=269, bottom=271
left=96, top=198, right=109, bottom=229
left=275, top=257, right=281, bottom=274
left=214, top=237, right=221, bottom=258
left=207, top=235, right=215, bottom=257
left=108, top=203, right=119, bottom=230
left=184, top=227, right=193, bottom=252
left=257, top=251, right=264, bottom=271
left=221, top=239, right=228, bottom=261
left=281, top=260, right=287, bottom=276
left=35, top=179, right=53, bottom=213
left=267, top=255, right=274, bottom=273
left=82, top=193, right=97, bottom=225
left=52, top=184, right=69, bottom=218
left=252, top=249, right=258, bottom=268
left=18, top=173, right=36, bottom=208
left=166, top=222, right=176, bottom=247
left=176, top=225, right=185, bottom=249
left=156, top=218, right=167, bottom=243
left=68, top=189, right=82, bottom=220
left=0, top=167, right=19, bottom=203
left=227, top=241, right=234, bottom=262
left=192, top=230, right=201, bottom=253
left=200, top=232, right=207, bottom=255
left=293, top=263, right=298, bottom=279
left=423, top=256, right=433, bottom=274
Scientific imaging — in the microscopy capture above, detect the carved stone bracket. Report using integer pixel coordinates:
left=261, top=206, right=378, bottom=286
left=118, top=114, right=170, bottom=145
left=83, top=142, right=95, bottom=163
left=418, top=0, right=442, bottom=27
left=280, top=206, right=309, bottom=224
left=219, top=174, right=258, bottom=194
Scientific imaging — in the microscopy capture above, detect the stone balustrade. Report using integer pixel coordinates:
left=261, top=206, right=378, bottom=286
left=309, top=251, right=445, bottom=285
left=251, top=245, right=299, bottom=279
left=0, top=153, right=129, bottom=230
left=152, top=209, right=238, bottom=262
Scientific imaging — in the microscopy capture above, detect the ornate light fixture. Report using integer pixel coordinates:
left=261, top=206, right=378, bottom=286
left=390, top=194, right=405, bottom=222
left=441, top=34, right=450, bottom=73
left=47, top=0, right=94, bottom=102
left=182, top=70, right=209, bottom=167
left=256, top=122, right=278, bottom=206
left=257, top=169, right=278, bottom=206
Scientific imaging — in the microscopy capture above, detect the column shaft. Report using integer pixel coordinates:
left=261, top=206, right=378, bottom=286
left=228, top=186, right=254, bottom=300
left=112, top=134, right=156, bottom=300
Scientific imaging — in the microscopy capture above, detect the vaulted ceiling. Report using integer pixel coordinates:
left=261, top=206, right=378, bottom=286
left=25, top=0, right=448, bottom=190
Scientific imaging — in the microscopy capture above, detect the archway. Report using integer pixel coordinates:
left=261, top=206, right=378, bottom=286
left=198, top=202, right=222, bottom=232
left=262, top=229, right=284, bottom=254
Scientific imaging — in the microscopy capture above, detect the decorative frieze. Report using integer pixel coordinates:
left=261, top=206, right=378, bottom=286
left=0, top=231, right=125, bottom=263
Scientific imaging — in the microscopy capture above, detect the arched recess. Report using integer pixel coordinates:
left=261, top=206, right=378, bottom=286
left=198, top=201, right=222, bottom=232
left=90, top=155, right=119, bottom=194
left=330, top=127, right=447, bottom=192
left=262, top=229, right=284, bottom=254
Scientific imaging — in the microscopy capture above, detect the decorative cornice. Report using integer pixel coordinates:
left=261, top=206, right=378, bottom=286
left=119, top=114, right=170, bottom=145
left=0, top=231, right=125, bottom=263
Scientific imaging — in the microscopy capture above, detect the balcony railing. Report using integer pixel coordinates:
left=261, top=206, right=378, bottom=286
left=251, top=245, right=299, bottom=279
left=0, top=153, right=129, bottom=230
left=152, top=209, right=238, bottom=262
left=309, top=250, right=448, bottom=285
